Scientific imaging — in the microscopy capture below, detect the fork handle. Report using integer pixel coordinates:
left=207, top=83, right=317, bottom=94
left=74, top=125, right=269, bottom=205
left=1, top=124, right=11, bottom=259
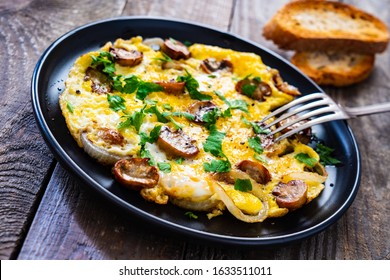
left=344, top=102, right=390, bottom=117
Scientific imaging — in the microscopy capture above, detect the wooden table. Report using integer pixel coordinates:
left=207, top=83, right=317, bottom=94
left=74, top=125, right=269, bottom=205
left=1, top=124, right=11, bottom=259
left=1, top=0, right=389, bottom=260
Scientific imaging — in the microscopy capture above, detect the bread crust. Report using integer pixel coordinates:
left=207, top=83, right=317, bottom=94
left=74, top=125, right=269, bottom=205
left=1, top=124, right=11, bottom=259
left=291, top=51, right=375, bottom=87
left=263, top=1, right=389, bottom=54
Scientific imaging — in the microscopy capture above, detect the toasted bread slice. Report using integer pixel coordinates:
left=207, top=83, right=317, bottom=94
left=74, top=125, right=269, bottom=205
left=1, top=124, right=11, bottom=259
left=291, top=51, right=375, bottom=87
left=263, top=1, right=389, bottom=54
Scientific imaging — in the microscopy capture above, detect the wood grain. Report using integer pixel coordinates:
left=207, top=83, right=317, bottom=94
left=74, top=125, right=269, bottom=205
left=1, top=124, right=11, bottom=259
left=0, top=0, right=127, bottom=259
left=1, top=0, right=389, bottom=260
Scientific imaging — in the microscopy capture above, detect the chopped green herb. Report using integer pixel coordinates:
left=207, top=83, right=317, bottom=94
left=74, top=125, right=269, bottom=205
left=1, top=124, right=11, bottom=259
left=208, top=74, right=217, bottom=78
left=202, top=108, right=221, bottom=126
left=241, top=83, right=257, bottom=97
left=203, top=159, right=231, bottom=173
left=234, top=179, right=252, bottom=192
left=90, top=51, right=116, bottom=76
left=203, top=125, right=226, bottom=158
left=177, top=70, right=212, bottom=101
left=66, top=101, right=74, bottom=113
left=167, top=116, right=183, bottom=130
left=153, top=52, right=172, bottom=63
left=174, top=157, right=184, bottom=164
left=254, top=154, right=268, bottom=164
left=222, top=108, right=232, bottom=118
left=248, top=136, right=263, bottom=154
left=158, top=162, right=171, bottom=173
left=171, top=111, right=195, bottom=121
left=149, top=125, right=162, bottom=143
left=315, top=143, right=341, bottom=165
left=107, top=94, right=126, bottom=112
left=136, top=81, right=163, bottom=100
left=214, top=90, right=249, bottom=113
left=184, top=211, right=198, bottom=219
left=163, top=103, right=173, bottom=111
left=295, top=153, right=318, bottom=167
left=241, top=117, right=268, bottom=134
left=118, top=106, right=146, bottom=132
left=145, top=105, right=169, bottom=123
left=183, top=40, right=192, bottom=47
left=140, top=147, right=155, bottom=166
left=113, top=75, right=139, bottom=94
left=253, top=76, right=262, bottom=83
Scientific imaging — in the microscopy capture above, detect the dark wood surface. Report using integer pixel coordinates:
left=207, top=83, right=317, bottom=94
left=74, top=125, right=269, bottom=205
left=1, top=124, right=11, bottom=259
left=0, top=0, right=389, bottom=260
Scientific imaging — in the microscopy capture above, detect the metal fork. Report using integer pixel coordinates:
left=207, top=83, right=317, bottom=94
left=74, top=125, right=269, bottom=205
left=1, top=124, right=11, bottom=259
left=259, top=92, right=390, bottom=142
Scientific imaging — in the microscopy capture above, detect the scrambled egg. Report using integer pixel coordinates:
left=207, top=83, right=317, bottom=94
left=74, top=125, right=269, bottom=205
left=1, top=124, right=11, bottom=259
left=59, top=36, right=327, bottom=223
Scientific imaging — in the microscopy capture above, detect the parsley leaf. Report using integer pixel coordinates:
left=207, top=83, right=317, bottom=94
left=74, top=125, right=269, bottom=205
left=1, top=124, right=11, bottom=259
left=214, top=90, right=249, bottom=113
left=241, top=117, right=268, bottom=134
left=315, top=143, right=341, bottom=165
left=177, top=70, right=212, bottom=101
left=254, top=154, right=268, bottom=164
left=171, top=111, right=195, bottom=121
left=184, top=211, right=198, bottom=219
left=295, top=153, right=318, bottom=167
left=248, top=136, right=263, bottom=154
left=90, top=51, right=116, bottom=76
left=149, top=125, right=162, bottom=143
left=145, top=105, right=169, bottom=123
left=174, top=157, right=184, bottom=164
left=66, top=101, right=74, bottom=114
left=202, top=108, right=221, bottom=126
left=241, top=83, right=257, bottom=97
left=118, top=106, right=146, bottom=132
left=113, top=75, right=139, bottom=94
left=203, top=125, right=226, bottom=158
left=140, top=147, right=155, bottom=166
left=234, top=179, right=252, bottom=192
left=107, top=94, right=126, bottom=112
left=157, top=162, right=171, bottom=173
left=136, top=81, right=163, bottom=100
left=203, top=159, right=231, bottom=173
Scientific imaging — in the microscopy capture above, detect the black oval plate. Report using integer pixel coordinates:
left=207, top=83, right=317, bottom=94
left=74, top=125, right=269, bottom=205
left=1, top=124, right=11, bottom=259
left=31, top=17, right=361, bottom=246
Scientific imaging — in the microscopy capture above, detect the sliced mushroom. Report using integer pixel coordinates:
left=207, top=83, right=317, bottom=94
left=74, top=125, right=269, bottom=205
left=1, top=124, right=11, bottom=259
left=272, top=180, right=308, bottom=210
left=157, top=126, right=199, bottom=158
left=113, top=158, right=159, bottom=191
left=200, top=58, right=233, bottom=73
left=271, top=68, right=301, bottom=96
left=237, top=160, right=272, bottom=184
left=155, top=80, right=185, bottom=94
left=84, top=67, right=112, bottom=94
left=236, top=78, right=272, bottom=101
left=97, top=128, right=124, bottom=146
left=161, top=38, right=190, bottom=60
left=277, top=115, right=312, bottom=144
left=110, top=47, right=143, bottom=67
left=211, top=172, right=236, bottom=185
left=187, top=101, right=217, bottom=123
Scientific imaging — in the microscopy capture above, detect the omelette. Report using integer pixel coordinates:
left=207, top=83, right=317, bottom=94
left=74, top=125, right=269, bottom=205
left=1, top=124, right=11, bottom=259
left=59, top=36, right=328, bottom=223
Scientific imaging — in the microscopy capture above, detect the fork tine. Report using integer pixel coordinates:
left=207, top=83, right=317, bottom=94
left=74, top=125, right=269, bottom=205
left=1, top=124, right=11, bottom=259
left=268, top=104, right=342, bottom=136
left=264, top=98, right=333, bottom=129
left=274, top=112, right=349, bottom=142
left=259, top=92, right=326, bottom=124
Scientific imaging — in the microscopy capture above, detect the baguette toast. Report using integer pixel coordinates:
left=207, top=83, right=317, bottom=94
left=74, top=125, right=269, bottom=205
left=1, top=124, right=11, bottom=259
left=291, top=51, right=375, bottom=87
left=263, top=1, right=389, bottom=54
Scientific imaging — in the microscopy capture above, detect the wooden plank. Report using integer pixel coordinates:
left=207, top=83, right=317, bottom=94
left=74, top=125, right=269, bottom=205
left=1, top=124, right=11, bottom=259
left=123, top=0, right=234, bottom=30
left=0, top=0, right=126, bottom=259
left=16, top=0, right=236, bottom=260
left=230, top=0, right=390, bottom=259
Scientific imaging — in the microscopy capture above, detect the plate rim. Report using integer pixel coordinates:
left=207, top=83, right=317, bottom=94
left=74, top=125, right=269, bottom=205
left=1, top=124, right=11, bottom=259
left=31, top=16, right=361, bottom=246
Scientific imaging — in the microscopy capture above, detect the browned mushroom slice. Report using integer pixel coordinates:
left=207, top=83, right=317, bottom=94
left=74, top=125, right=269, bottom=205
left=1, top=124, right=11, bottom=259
left=277, top=115, right=312, bottom=144
left=236, top=78, right=272, bottom=101
left=211, top=172, right=236, bottom=185
left=271, top=68, right=301, bottom=96
left=155, top=80, right=185, bottom=94
left=272, top=180, right=308, bottom=210
left=157, top=126, right=199, bottom=158
left=237, top=160, right=272, bottom=184
left=110, top=47, right=143, bottom=67
left=187, top=101, right=217, bottom=123
left=97, top=128, right=125, bottom=146
left=113, top=158, right=159, bottom=191
left=161, top=38, right=191, bottom=60
left=200, top=58, right=233, bottom=73
left=84, top=67, right=112, bottom=94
